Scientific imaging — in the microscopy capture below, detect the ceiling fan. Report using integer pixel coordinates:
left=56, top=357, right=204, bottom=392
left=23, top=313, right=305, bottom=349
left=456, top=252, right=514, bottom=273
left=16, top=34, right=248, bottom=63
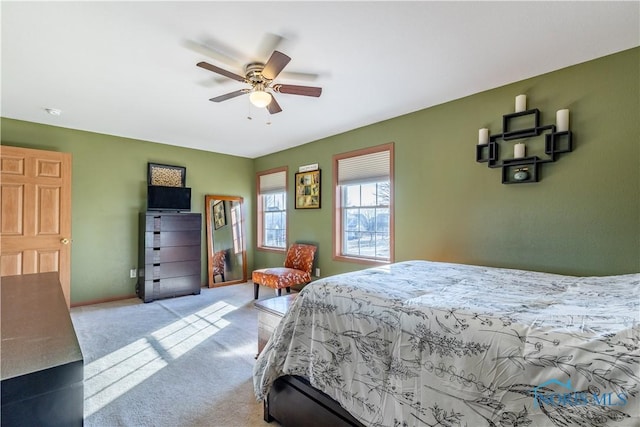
left=196, top=50, right=322, bottom=114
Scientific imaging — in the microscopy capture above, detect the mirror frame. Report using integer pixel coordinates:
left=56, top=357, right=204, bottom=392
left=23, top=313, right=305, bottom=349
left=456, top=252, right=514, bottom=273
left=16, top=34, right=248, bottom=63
left=204, top=195, right=247, bottom=288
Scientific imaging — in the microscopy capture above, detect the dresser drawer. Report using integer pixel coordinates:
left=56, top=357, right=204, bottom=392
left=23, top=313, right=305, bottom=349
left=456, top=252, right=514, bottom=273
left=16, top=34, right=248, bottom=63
left=145, top=260, right=200, bottom=280
left=142, top=275, right=201, bottom=302
left=144, top=214, right=201, bottom=232
left=145, top=230, right=200, bottom=248
left=144, top=245, right=200, bottom=264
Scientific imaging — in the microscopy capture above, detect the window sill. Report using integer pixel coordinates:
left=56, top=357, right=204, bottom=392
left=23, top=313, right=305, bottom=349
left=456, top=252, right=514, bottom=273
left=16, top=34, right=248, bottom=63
left=333, top=254, right=391, bottom=266
left=257, top=246, right=286, bottom=254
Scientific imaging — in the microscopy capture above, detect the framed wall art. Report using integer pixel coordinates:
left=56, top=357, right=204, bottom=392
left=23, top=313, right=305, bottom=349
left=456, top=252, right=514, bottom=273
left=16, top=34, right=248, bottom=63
left=213, top=200, right=227, bottom=229
left=148, top=163, right=186, bottom=187
left=295, top=169, right=321, bottom=209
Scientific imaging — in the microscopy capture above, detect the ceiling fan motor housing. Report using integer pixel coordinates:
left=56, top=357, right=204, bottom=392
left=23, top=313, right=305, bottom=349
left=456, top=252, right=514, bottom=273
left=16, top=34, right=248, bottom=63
left=245, top=62, right=268, bottom=85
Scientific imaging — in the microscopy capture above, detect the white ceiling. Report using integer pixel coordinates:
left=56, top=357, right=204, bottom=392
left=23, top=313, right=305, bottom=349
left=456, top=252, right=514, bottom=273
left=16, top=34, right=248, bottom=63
left=2, top=1, right=638, bottom=159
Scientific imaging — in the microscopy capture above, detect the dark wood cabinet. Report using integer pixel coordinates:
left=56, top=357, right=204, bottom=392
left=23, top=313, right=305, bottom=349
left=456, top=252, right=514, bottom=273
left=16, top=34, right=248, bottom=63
left=137, top=212, right=202, bottom=302
left=1, top=273, right=84, bottom=426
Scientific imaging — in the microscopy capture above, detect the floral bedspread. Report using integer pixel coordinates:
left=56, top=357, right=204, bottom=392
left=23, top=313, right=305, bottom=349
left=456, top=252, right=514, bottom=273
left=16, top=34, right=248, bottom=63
left=253, top=260, right=640, bottom=427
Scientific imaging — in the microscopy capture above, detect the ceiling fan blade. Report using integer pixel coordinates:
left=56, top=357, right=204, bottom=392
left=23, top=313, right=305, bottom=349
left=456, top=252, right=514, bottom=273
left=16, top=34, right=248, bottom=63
left=273, top=84, right=322, bottom=97
left=197, top=61, right=246, bottom=83
left=183, top=39, right=242, bottom=68
left=279, top=71, right=320, bottom=82
left=209, top=89, right=249, bottom=102
left=262, top=51, right=291, bottom=80
left=266, top=95, right=282, bottom=114
left=256, top=33, right=286, bottom=61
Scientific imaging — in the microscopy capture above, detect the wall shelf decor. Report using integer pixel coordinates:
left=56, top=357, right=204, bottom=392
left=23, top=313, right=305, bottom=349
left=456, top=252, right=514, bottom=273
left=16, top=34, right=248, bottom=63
left=476, top=96, right=572, bottom=184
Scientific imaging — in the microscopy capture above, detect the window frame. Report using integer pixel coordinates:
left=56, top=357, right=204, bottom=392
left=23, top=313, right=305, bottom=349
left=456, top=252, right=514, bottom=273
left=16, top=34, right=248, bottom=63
left=333, top=143, right=395, bottom=264
left=256, top=166, right=288, bottom=252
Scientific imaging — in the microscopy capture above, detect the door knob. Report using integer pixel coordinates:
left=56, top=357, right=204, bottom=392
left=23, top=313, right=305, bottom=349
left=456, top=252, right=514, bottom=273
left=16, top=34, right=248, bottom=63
left=60, top=238, right=70, bottom=245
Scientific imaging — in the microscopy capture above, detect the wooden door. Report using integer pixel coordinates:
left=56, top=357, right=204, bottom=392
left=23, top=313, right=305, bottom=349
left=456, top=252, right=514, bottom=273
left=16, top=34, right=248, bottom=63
left=1, top=146, right=72, bottom=307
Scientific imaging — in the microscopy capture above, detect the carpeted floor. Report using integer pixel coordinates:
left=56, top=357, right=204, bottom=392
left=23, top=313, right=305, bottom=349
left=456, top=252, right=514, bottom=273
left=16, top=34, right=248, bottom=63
left=71, top=282, right=282, bottom=427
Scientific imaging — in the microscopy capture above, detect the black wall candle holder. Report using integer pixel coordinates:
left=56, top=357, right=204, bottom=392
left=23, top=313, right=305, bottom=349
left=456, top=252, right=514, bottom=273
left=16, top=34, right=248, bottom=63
left=476, top=107, right=573, bottom=184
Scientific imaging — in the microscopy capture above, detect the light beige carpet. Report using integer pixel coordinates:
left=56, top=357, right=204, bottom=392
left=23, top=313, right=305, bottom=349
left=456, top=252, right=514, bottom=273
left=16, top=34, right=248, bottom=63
left=71, top=282, right=282, bottom=427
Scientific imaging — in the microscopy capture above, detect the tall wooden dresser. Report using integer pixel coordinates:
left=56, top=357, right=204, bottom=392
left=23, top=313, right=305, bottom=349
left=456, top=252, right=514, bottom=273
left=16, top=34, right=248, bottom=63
left=137, top=212, right=202, bottom=303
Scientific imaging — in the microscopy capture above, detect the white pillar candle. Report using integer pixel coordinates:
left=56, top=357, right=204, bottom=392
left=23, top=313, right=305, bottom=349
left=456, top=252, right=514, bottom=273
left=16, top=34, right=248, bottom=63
left=556, top=109, right=569, bottom=132
left=478, top=128, right=489, bottom=145
left=514, top=143, right=526, bottom=158
left=515, top=94, right=527, bottom=112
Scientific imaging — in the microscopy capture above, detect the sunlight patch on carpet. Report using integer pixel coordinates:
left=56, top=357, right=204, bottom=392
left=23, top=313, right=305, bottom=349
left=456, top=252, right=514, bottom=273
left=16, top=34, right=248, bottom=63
left=84, top=301, right=237, bottom=417
left=152, top=300, right=234, bottom=359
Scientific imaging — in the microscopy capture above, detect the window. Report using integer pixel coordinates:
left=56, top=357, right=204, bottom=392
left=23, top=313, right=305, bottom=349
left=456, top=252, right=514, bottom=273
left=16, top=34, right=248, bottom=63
left=230, top=202, right=243, bottom=255
left=257, top=168, right=287, bottom=250
left=334, top=143, right=394, bottom=263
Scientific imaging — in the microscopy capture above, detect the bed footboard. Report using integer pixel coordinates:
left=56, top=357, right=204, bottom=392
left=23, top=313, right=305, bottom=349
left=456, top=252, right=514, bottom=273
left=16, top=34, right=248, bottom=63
left=264, top=375, right=365, bottom=427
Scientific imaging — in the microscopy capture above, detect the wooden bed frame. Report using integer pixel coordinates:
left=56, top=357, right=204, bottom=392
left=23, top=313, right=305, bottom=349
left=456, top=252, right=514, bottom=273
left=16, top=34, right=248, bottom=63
left=264, top=375, right=365, bottom=427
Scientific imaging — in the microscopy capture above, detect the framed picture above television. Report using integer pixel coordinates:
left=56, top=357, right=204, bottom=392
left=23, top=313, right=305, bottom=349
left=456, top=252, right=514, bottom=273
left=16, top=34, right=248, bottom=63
left=148, top=163, right=186, bottom=187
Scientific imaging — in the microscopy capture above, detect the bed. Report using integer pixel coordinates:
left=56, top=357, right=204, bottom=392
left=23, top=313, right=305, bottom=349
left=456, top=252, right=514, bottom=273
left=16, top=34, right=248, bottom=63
left=253, top=260, right=639, bottom=427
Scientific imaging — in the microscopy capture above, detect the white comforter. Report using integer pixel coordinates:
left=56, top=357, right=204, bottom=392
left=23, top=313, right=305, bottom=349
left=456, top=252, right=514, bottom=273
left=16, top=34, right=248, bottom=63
left=254, top=260, right=640, bottom=427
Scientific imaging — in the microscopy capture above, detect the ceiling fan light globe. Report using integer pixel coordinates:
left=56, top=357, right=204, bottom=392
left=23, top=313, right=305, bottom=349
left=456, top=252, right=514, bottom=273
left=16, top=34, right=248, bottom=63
left=249, top=90, right=272, bottom=108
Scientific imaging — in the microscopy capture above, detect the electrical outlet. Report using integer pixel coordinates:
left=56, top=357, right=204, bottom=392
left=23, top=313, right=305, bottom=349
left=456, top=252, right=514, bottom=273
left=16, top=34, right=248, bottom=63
left=315, top=268, right=320, bottom=277
left=130, top=268, right=137, bottom=279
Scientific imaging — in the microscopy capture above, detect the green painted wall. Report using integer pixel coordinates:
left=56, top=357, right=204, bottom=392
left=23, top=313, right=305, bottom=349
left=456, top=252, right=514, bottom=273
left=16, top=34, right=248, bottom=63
left=253, top=47, right=640, bottom=278
left=1, top=120, right=254, bottom=304
left=2, top=48, right=638, bottom=305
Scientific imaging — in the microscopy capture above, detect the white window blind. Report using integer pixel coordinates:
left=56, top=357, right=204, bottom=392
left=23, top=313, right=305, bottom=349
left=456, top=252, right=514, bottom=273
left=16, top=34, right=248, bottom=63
left=338, top=150, right=390, bottom=185
left=259, top=171, right=286, bottom=194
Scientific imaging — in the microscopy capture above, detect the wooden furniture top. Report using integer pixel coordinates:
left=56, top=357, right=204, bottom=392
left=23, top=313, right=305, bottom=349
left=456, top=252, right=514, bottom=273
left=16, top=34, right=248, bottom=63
left=1, top=272, right=83, bottom=381
left=254, top=293, right=297, bottom=317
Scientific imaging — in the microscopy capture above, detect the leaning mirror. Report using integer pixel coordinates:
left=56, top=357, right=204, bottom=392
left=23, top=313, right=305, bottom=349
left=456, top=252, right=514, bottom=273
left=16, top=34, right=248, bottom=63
left=204, top=195, right=247, bottom=287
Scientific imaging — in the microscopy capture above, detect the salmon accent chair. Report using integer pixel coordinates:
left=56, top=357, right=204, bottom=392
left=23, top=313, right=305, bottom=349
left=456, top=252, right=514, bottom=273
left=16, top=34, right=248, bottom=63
left=252, top=243, right=317, bottom=299
left=212, top=250, right=226, bottom=283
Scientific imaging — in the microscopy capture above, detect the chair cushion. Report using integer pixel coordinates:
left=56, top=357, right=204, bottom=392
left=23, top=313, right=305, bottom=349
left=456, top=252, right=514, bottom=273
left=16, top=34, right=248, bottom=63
left=284, top=244, right=316, bottom=272
left=252, top=267, right=311, bottom=290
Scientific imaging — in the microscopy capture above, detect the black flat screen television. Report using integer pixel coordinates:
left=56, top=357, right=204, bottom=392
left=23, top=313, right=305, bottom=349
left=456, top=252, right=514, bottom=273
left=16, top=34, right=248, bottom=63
left=147, top=186, right=191, bottom=211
